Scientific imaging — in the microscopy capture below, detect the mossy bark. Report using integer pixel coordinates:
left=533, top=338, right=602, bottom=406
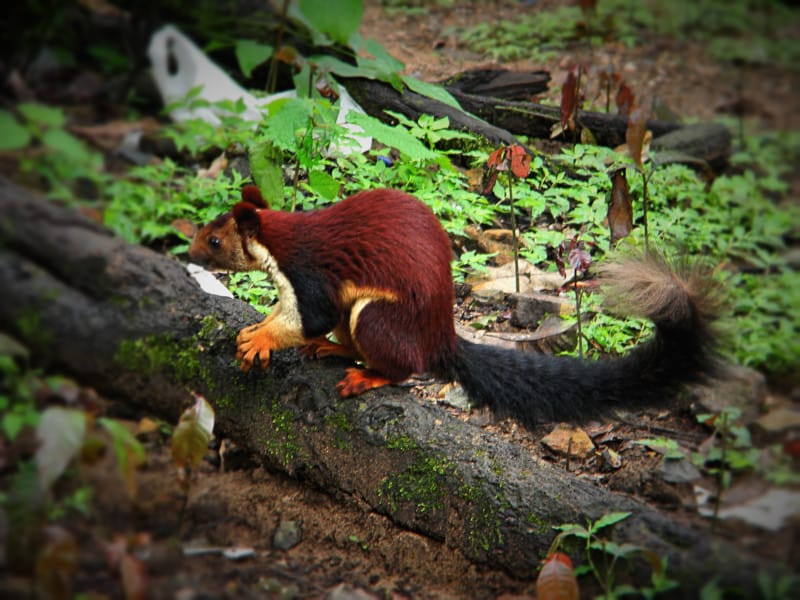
left=0, top=179, right=774, bottom=594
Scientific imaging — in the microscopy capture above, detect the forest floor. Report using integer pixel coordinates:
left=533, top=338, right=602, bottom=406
left=3, top=1, right=799, bottom=599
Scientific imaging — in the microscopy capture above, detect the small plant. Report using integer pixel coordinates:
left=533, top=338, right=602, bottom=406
left=103, top=160, right=247, bottom=248
left=485, top=144, right=532, bottom=292
left=0, top=103, right=105, bottom=200
left=228, top=271, right=278, bottom=314
left=549, top=512, right=678, bottom=599
left=386, top=111, right=474, bottom=152
left=171, top=394, right=216, bottom=495
left=554, top=237, right=593, bottom=357
left=451, top=249, right=494, bottom=284
left=0, top=349, right=148, bottom=595
left=692, top=406, right=760, bottom=527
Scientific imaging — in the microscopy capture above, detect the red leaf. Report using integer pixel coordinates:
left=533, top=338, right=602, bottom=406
left=625, top=105, right=650, bottom=167
left=784, top=435, right=800, bottom=458
left=537, top=552, right=579, bottom=600
left=608, top=169, right=633, bottom=245
left=508, top=145, right=531, bottom=178
left=616, top=82, right=635, bottom=116
left=482, top=169, right=500, bottom=195
left=560, top=65, right=582, bottom=132
left=487, top=147, right=507, bottom=170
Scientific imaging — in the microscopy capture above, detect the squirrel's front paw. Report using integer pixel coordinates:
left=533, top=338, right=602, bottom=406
left=236, top=324, right=274, bottom=371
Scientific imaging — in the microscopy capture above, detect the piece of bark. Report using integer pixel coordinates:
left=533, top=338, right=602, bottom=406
left=0, top=179, right=781, bottom=593
left=442, top=68, right=551, bottom=101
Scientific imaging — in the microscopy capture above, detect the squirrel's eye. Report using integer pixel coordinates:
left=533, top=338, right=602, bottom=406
left=209, top=236, right=221, bottom=249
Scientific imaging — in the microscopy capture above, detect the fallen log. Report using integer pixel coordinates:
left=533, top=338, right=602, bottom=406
left=0, top=179, right=775, bottom=593
left=344, top=77, right=731, bottom=169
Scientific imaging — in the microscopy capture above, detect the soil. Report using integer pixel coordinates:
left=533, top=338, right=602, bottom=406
left=3, top=2, right=799, bottom=599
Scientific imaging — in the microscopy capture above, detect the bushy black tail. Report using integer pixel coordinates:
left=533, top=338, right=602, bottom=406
left=449, top=253, right=721, bottom=428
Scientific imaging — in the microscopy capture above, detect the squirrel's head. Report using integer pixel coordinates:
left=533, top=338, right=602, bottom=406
left=188, top=185, right=268, bottom=272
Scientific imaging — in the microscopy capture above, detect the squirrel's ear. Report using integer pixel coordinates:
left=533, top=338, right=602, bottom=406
left=232, top=201, right=260, bottom=238
left=241, top=185, right=268, bottom=208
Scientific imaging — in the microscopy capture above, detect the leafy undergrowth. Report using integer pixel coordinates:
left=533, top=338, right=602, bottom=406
left=1, top=0, right=799, bottom=598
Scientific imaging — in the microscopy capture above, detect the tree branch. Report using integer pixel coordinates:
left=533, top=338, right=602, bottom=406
left=0, top=179, right=770, bottom=591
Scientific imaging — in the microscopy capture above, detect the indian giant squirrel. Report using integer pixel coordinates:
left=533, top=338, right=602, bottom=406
left=189, top=185, right=720, bottom=428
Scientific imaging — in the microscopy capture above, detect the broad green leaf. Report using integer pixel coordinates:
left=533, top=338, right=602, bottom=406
left=310, top=50, right=404, bottom=92
left=235, top=39, right=274, bottom=78
left=362, top=38, right=404, bottom=73
left=249, top=139, right=284, bottom=205
left=40, top=128, right=94, bottom=162
left=299, top=0, right=363, bottom=45
left=0, top=110, right=31, bottom=150
left=36, top=407, right=87, bottom=489
left=590, top=511, right=631, bottom=533
left=309, top=169, right=341, bottom=200
left=310, top=54, right=363, bottom=79
left=401, top=75, right=461, bottom=110
left=18, top=102, right=65, bottom=128
left=345, top=111, right=438, bottom=162
left=262, top=97, right=313, bottom=150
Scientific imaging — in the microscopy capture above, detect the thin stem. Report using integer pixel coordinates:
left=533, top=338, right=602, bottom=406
left=508, top=171, right=520, bottom=293
left=267, top=0, right=291, bottom=93
left=291, top=157, right=300, bottom=212
left=641, top=168, right=649, bottom=254
left=711, top=412, right=730, bottom=532
left=575, top=269, right=583, bottom=358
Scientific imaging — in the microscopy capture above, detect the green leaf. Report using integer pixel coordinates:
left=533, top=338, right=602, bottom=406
left=299, top=0, right=363, bottom=45
left=0, top=110, right=31, bottom=150
left=345, top=111, right=439, bottom=162
left=262, top=97, right=314, bottom=150
left=361, top=38, right=404, bottom=73
left=35, top=407, right=87, bottom=490
left=40, top=128, right=93, bottom=162
left=309, top=169, right=341, bottom=200
left=633, top=437, right=685, bottom=460
left=18, top=102, right=65, bottom=128
left=99, top=417, right=146, bottom=467
left=310, top=54, right=364, bottom=79
left=235, top=39, right=274, bottom=78
left=249, top=139, right=284, bottom=205
left=3, top=411, right=24, bottom=441
left=98, top=418, right=146, bottom=497
left=590, top=511, right=631, bottom=534
left=310, top=47, right=404, bottom=92
left=402, top=75, right=461, bottom=110
left=552, top=523, right=589, bottom=539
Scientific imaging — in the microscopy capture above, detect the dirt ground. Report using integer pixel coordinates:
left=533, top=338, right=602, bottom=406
left=4, top=1, right=799, bottom=599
